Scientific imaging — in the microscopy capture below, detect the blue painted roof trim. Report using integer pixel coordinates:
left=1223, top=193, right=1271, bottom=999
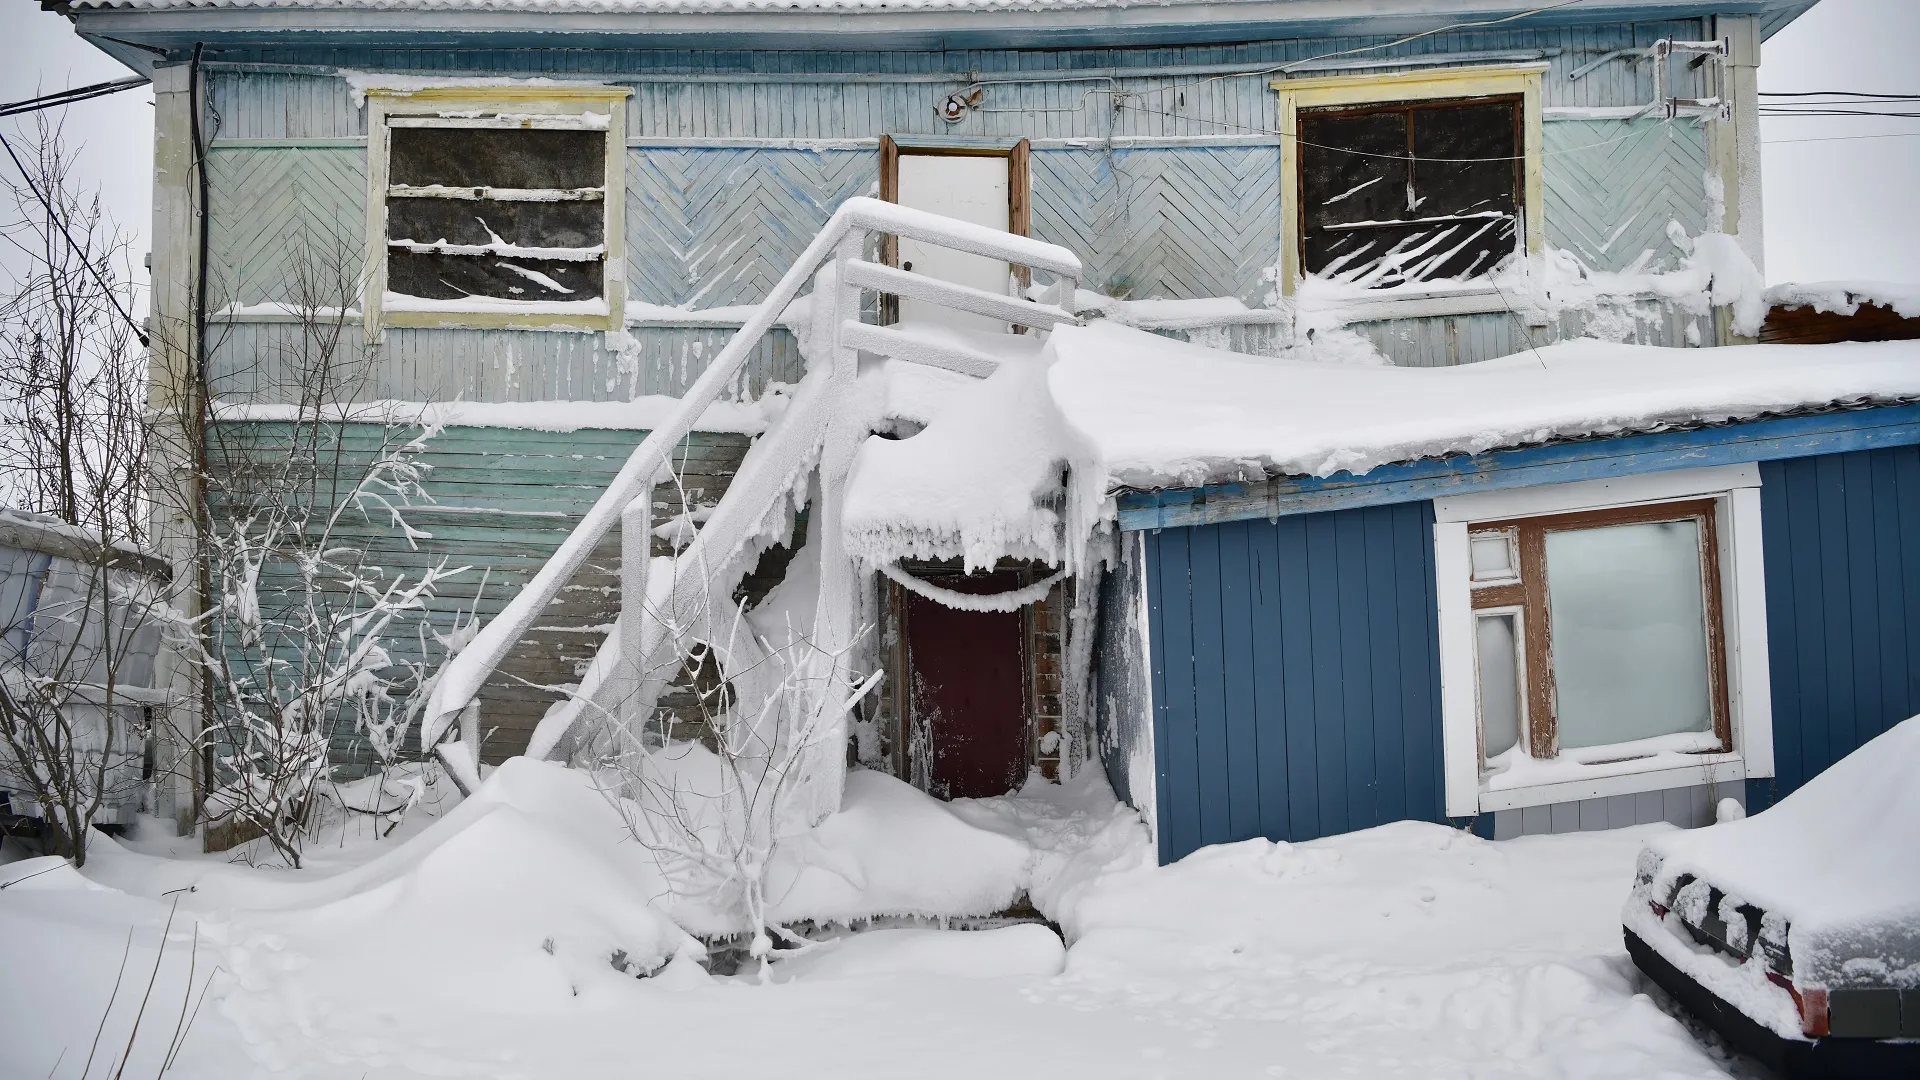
left=1114, top=403, right=1920, bottom=532
left=71, top=0, right=1818, bottom=63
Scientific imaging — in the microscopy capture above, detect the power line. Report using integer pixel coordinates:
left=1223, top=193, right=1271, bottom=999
left=1760, top=90, right=1920, bottom=100
left=1761, top=98, right=1920, bottom=108
left=0, top=129, right=149, bottom=348
left=0, top=77, right=149, bottom=120
left=1760, top=108, right=1920, bottom=119
left=1763, top=130, right=1920, bottom=145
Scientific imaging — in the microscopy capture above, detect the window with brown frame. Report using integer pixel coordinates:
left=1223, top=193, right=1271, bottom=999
left=1467, top=500, right=1733, bottom=772
left=1298, top=95, right=1522, bottom=289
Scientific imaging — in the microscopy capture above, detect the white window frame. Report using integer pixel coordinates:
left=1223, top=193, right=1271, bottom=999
left=1433, top=464, right=1775, bottom=816
left=1271, top=64, right=1545, bottom=320
left=363, top=84, right=629, bottom=335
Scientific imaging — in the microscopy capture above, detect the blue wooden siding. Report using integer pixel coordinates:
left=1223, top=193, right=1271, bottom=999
left=1754, top=445, right=1920, bottom=809
left=1137, top=438, right=1920, bottom=862
left=1144, top=501, right=1446, bottom=863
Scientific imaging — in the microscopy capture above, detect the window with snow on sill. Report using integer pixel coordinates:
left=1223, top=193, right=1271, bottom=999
left=381, top=121, right=612, bottom=317
left=1300, top=95, right=1523, bottom=291
left=1435, top=468, right=1775, bottom=815
left=1471, top=502, right=1732, bottom=787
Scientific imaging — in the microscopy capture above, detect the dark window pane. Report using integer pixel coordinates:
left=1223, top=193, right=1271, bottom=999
left=387, top=197, right=603, bottom=251
left=1299, top=97, right=1521, bottom=287
left=389, top=128, right=605, bottom=190
left=1300, top=108, right=1408, bottom=231
left=1411, top=102, right=1518, bottom=219
left=386, top=252, right=603, bottom=302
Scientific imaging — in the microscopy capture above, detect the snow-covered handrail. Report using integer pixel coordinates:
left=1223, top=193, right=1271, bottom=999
left=418, top=197, right=1082, bottom=754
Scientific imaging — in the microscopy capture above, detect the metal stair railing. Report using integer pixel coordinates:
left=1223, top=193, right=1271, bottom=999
left=419, top=196, right=1081, bottom=789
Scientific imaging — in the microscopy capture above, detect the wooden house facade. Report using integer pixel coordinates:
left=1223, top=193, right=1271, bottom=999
left=60, top=0, right=1833, bottom=837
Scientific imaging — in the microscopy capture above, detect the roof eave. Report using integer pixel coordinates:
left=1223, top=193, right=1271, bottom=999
left=70, top=0, right=1822, bottom=61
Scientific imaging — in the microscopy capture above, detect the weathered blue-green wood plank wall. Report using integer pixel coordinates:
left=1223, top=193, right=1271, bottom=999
left=208, top=422, right=751, bottom=767
left=202, top=19, right=1727, bottom=400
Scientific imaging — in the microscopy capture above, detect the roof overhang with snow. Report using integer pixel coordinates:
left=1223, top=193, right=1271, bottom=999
left=64, top=0, right=1822, bottom=72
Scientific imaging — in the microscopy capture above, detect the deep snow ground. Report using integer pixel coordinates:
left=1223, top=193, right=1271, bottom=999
left=0, top=763, right=1759, bottom=1080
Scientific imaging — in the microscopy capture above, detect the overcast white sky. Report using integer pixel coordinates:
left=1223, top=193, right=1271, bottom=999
left=1, top=0, right=1915, bottom=299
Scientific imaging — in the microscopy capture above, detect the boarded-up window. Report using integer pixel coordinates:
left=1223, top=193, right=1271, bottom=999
left=1299, top=96, right=1521, bottom=289
left=384, top=124, right=608, bottom=304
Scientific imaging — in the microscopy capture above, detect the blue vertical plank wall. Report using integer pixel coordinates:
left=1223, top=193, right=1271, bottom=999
left=1755, top=446, right=1920, bottom=809
left=1144, top=501, right=1446, bottom=864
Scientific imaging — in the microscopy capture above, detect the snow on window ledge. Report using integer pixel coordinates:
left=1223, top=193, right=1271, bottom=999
left=1476, top=752, right=1747, bottom=814
left=1293, top=274, right=1519, bottom=327
left=382, top=292, right=611, bottom=324
left=1479, top=731, right=1744, bottom=813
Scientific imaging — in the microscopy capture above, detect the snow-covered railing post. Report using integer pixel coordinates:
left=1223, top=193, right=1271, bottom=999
left=618, top=487, right=652, bottom=729
left=791, top=233, right=866, bottom=826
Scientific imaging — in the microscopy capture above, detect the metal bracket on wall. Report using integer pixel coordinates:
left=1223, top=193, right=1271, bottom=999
left=1569, top=38, right=1731, bottom=121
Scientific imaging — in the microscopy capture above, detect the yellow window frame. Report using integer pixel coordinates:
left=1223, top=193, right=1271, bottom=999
left=363, top=84, right=630, bottom=335
left=1272, top=64, right=1545, bottom=299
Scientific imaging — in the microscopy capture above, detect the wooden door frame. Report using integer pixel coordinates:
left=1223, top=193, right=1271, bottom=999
left=877, top=136, right=1031, bottom=324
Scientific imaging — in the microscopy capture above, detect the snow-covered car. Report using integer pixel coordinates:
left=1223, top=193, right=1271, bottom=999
left=1623, top=715, right=1920, bottom=1078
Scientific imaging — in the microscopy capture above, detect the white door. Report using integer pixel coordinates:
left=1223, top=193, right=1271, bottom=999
left=895, top=153, right=1011, bottom=334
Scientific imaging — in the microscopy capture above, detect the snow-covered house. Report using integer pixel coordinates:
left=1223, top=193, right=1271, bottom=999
left=1071, top=325, right=1920, bottom=861
left=63, top=0, right=1908, bottom=862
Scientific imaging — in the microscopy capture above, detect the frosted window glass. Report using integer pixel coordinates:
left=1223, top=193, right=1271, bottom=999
left=1476, top=613, right=1521, bottom=760
left=1545, top=519, right=1713, bottom=750
left=1470, top=534, right=1514, bottom=580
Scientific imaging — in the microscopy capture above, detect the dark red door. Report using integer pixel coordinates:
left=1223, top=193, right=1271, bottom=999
left=905, top=572, right=1029, bottom=800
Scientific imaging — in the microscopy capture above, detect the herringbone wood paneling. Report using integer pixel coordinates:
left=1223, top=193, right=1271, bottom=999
left=1032, top=147, right=1281, bottom=305
left=207, top=147, right=367, bottom=307
left=1542, top=119, right=1711, bottom=274
left=626, top=148, right=876, bottom=307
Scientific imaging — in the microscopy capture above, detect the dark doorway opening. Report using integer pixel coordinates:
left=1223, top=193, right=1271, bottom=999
left=898, top=570, right=1031, bottom=800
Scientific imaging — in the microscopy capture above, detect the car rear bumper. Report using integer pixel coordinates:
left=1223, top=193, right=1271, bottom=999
left=1626, top=927, right=1920, bottom=1080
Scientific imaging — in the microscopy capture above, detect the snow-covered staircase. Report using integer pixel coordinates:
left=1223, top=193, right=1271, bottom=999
left=420, top=198, right=1082, bottom=806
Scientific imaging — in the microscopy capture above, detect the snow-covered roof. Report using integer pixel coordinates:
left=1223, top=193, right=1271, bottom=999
left=842, top=327, right=1920, bottom=573
left=1045, top=325, right=1920, bottom=491
left=1763, top=280, right=1920, bottom=320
